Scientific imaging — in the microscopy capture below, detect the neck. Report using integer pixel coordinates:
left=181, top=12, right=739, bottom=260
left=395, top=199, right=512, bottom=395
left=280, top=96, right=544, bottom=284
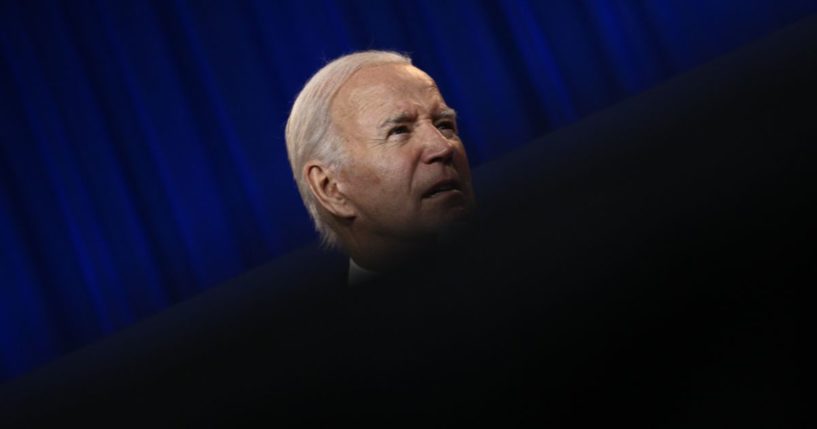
left=343, top=232, right=436, bottom=273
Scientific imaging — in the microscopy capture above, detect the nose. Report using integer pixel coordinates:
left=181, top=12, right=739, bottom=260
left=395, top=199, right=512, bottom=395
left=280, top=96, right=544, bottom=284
left=420, top=122, right=455, bottom=164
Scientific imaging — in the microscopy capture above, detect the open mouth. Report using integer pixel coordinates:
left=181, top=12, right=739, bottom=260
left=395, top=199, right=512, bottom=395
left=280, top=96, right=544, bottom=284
left=423, top=180, right=461, bottom=198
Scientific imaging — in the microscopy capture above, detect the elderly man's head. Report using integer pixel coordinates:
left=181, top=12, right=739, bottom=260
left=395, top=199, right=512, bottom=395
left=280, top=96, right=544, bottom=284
left=286, top=51, right=475, bottom=270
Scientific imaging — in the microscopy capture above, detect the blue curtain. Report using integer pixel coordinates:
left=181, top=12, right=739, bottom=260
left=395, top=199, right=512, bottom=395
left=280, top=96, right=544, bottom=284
left=1, top=0, right=815, bottom=382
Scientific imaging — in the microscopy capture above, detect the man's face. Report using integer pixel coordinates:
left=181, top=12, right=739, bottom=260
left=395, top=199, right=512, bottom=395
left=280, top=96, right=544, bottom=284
left=331, top=63, right=475, bottom=242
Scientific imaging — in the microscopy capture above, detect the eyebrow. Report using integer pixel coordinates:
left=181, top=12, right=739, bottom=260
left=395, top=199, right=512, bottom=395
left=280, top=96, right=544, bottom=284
left=435, top=107, right=457, bottom=121
left=379, top=112, right=417, bottom=130
left=378, top=107, right=458, bottom=130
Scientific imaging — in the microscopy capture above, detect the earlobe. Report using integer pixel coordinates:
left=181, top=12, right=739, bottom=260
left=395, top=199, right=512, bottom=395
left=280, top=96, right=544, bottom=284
left=304, top=162, right=356, bottom=219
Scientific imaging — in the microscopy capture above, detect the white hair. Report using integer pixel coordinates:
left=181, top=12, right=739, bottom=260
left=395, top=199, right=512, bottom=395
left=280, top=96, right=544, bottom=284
left=285, top=50, right=412, bottom=248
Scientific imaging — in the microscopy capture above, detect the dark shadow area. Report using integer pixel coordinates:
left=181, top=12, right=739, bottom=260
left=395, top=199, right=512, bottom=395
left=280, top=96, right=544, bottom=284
left=1, top=14, right=813, bottom=427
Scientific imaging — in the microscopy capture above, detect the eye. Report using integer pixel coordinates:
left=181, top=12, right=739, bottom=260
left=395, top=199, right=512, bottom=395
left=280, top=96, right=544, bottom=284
left=388, top=125, right=410, bottom=137
left=436, top=121, right=457, bottom=135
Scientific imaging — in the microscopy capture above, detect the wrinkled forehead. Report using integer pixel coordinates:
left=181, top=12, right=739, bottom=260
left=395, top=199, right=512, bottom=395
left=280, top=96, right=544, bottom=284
left=332, top=64, right=445, bottom=124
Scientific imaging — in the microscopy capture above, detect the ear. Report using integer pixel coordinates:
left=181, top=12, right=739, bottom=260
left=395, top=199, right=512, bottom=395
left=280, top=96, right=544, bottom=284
left=304, top=161, right=356, bottom=219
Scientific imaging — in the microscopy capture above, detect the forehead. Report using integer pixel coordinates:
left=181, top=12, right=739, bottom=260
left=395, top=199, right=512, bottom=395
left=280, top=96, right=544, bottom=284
left=332, top=64, right=444, bottom=123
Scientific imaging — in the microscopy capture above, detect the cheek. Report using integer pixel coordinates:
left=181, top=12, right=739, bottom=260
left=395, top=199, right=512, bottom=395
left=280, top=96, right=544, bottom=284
left=371, top=153, right=416, bottom=185
left=346, top=150, right=420, bottom=202
left=338, top=168, right=377, bottom=206
left=345, top=162, right=402, bottom=210
left=357, top=168, right=383, bottom=188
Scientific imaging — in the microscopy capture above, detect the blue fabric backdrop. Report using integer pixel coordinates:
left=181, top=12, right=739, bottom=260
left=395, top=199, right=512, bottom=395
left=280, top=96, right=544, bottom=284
left=1, top=0, right=816, bottom=382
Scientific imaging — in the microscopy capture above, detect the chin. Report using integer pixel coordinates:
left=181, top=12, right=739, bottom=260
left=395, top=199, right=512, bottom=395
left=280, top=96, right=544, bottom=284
left=427, top=205, right=474, bottom=233
left=411, top=196, right=475, bottom=235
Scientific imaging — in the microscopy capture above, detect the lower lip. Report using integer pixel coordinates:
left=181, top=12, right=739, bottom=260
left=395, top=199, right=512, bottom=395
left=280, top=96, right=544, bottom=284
left=425, top=189, right=463, bottom=199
